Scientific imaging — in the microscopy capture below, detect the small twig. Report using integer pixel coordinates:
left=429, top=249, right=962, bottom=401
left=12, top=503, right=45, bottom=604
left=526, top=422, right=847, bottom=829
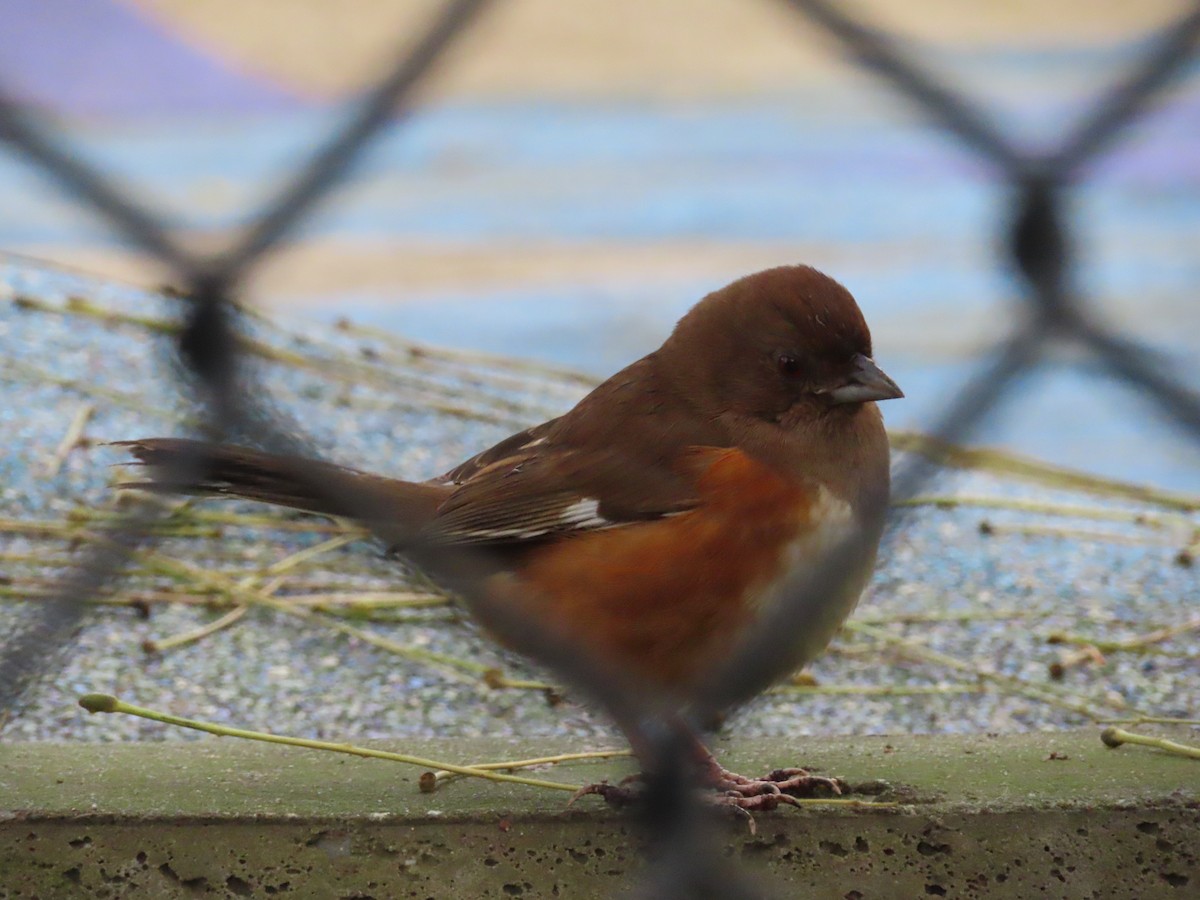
left=897, top=494, right=1183, bottom=529
left=0, top=549, right=72, bottom=564
left=978, top=521, right=1168, bottom=547
left=1047, top=644, right=1108, bottom=680
left=1047, top=615, right=1200, bottom=655
left=296, top=316, right=582, bottom=416
left=73, top=504, right=362, bottom=535
left=261, top=534, right=359, bottom=575
left=0, top=517, right=89, bottom=539
left=330, top=314, right=600, bottom=389
left=146, top=604, right=250, bottom=653
left=482, top=669, right=557, bottom=691
left=855, top=608, right=1048, bottom=625
left=1097, top=716, right=1200, bottom=726
left=39, top=295, right=533, bottom=427
left=890, top=432, right=1200, bottom=512
left=1100, top=726, right=1200, bottom=760
left=293, top=591, right=450, bottom=610
left=846, top=621, right=1132, bottom=720
left=78, top=693, right=583, bottom=792
left=768, top=682, right=984, bottom=696
left=2, top=352, right=172, bottom=415
left=43, top=402, right=94, bottom=477
left=144, top=557, right=295, bottom=652
left=1, top=585, right=450, bottom=617
left=204, top=544, right=475, bottom=674
left=279, top=605, right=488, bottom=682
left=425, top=748, right=633, bottom=790
left=77, top=533, right=464, bottom=674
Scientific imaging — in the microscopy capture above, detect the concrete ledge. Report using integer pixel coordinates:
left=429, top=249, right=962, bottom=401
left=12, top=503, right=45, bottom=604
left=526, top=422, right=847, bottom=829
left=2, top=731, right=1197, bottom=898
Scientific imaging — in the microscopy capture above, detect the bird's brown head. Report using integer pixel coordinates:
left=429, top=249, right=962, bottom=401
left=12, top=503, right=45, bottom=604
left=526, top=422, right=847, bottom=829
left=658, top=265, right=902, bottom=424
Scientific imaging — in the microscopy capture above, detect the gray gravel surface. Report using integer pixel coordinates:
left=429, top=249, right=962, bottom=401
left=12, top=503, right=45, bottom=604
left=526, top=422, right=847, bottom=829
left=1, top=259, right=1196, bottom=744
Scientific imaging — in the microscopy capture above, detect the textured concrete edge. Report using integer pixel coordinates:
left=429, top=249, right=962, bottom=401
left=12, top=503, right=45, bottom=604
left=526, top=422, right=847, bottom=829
left=1, top=731, right=1197, bottom=897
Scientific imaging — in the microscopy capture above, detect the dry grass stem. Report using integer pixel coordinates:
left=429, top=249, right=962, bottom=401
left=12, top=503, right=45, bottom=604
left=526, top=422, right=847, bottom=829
left=43, top=403, right=95, bottom=478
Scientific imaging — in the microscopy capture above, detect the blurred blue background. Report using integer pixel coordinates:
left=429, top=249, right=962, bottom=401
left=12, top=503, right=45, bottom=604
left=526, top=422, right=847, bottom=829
left=1, top=0, right=1197, bottom=489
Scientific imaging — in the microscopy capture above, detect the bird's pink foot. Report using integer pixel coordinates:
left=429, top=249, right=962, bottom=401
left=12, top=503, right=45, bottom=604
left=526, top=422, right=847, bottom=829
left=699, top=756, right=846, bottom=815
left=567, top=773, right=645, bottom=808
left=568, top=760, right=844, bottom=814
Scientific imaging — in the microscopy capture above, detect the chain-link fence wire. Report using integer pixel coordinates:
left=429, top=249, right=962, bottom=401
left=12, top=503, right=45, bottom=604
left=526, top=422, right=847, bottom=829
left=1, top=1, right=1198, bottom=896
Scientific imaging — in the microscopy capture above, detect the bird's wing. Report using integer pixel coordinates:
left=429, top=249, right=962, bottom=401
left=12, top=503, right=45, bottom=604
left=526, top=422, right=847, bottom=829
left=427, top=354, right=744, bottom=546
left=423, top=444, right=708, bottom=546
left=435, top=418, right=560, bottom=485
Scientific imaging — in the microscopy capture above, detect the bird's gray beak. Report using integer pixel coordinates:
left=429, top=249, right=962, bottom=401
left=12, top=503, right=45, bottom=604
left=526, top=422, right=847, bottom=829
left=826, top=354, right=904, bottom=405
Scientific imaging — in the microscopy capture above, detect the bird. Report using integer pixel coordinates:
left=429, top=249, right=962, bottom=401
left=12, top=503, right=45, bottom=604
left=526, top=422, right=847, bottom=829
left=119, top=264, right=902, bottom=811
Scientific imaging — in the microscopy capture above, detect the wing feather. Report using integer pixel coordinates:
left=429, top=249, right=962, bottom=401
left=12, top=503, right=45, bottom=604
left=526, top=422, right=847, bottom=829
left=423, top=447, right=700, bottom=546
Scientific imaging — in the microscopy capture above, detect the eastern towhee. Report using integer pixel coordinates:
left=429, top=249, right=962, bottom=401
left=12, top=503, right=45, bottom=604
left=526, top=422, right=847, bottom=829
left=121, top=264, right=902, bottom=811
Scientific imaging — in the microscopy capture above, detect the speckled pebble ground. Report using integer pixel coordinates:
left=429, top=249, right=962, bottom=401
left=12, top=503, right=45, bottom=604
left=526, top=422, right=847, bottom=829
left=1, top=259, right=1196, bottom=744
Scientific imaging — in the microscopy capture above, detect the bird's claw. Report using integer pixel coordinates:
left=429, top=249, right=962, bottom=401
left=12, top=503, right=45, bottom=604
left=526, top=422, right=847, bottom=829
left=567, top=773, right=646, bottom=808
left=762, top=767, right=847, bottom=797
left=703, top=758, right=846, bottom=799
left=568, top=765, right=844, bottom=825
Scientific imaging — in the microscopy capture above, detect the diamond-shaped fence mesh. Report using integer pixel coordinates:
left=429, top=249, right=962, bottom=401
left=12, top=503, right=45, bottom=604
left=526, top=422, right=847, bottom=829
left=2, top=1, right=1199, bottom=896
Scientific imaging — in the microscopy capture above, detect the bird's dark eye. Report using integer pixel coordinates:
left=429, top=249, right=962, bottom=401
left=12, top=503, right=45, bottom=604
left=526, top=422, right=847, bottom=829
left=777, top=353, right=802, bottom=377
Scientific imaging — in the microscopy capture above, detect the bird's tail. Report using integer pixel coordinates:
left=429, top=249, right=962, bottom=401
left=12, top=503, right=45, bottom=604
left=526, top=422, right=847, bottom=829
left=116, top=438, right=446, bottom=545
